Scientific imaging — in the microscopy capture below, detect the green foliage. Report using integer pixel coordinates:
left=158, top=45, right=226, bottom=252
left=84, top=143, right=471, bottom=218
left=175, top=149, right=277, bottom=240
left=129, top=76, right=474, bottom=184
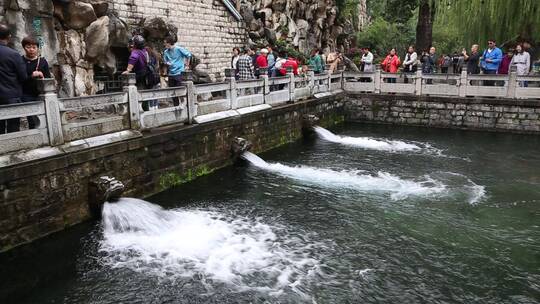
left=435, top=0, right=540, bottom=47
left=274, top=39, right=308, bottom=64
left=431, top=21, right=462, bottom=54
left=356, top=17, right=415, bottom=60
left=337, top=0, right=361, bottom=27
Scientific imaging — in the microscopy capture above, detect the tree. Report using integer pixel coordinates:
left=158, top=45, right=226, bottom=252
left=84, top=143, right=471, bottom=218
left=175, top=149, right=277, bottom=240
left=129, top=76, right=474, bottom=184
left=415, top=0, right=436, bottom=52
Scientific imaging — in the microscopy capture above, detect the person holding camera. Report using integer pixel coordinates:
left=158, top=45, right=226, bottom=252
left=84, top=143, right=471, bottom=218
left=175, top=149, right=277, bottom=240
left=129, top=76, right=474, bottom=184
left=421, top=47, right=438, bottom=84
left=403, top=46, right=418, bottom=83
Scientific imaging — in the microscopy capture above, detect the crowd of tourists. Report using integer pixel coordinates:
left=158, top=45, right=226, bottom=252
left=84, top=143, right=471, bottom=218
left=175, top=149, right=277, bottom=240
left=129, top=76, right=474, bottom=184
left=1, top=17, right=539, bottom=135
left=363, top=40, right=534, bottom=84
left=230, top=46, right=345, bottom=81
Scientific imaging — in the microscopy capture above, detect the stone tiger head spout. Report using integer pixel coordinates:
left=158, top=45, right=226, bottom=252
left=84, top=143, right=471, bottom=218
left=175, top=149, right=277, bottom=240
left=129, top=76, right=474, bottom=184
left=88, top=176, right=125, bottom=219
left=231, top=137, right=253, bottom=160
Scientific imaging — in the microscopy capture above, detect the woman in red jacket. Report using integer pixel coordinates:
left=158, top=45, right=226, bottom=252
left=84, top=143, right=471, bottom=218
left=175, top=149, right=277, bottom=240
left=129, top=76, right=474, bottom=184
left=382, top=48, right=401, bottom=83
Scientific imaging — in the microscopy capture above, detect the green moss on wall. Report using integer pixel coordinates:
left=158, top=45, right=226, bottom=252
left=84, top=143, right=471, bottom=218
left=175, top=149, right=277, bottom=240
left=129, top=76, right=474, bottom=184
left=159, top=165, right=216, bottom=191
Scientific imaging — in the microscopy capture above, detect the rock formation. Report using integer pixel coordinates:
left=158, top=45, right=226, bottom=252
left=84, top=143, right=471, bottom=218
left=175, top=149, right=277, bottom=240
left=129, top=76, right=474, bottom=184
left=240, top=0, right=367, bottom=54
left=0, top=0, right=368, bottom=97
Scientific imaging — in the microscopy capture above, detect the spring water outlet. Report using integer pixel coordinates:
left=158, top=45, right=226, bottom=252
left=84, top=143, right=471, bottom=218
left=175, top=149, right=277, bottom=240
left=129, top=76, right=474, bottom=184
left=88, top=176, right=125, bottom=219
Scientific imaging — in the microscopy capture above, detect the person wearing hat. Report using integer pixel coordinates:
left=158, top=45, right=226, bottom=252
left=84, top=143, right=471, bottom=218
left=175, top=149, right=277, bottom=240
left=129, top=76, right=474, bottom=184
left=255, top=48, right=269, bottom=78
left=122, top=35, right=149, bottom=88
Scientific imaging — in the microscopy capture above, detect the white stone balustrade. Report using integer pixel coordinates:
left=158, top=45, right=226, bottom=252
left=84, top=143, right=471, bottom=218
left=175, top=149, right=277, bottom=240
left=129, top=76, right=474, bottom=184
left=0, top=67, right=539, bottom=155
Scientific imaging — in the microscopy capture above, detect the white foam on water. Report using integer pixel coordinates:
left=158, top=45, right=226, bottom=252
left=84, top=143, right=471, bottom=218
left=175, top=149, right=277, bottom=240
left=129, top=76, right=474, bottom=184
left=313, top=127, right=467, bottom=160
left=242, top=153, right=487, bottom=204
left=433, top=172, right=487, bottom=205
left=242, top=152, right=447, bottom=200
left=314, top=126, right=423, bottom=152
left=100, top=198, right=327, bottom=296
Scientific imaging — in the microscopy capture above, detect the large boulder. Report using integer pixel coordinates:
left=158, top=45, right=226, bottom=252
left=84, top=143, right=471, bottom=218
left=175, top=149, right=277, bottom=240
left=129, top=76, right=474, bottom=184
left=85, top=16, right=109, bottom=61
left=64, top=1, right=97, bottom=30
left=142, top=17, right=177, bottom=41
left=61, top=29, right=85, bottom=66
left=91, top=1, right=109, bottom=18
left=108, top=14, right=129, bottom=47
left=58, top=65, right=75, bottom=98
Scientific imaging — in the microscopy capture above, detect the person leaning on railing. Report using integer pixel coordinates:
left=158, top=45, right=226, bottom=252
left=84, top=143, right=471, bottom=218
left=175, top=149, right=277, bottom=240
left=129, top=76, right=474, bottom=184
left=0, top=24, right=28, bottom=134
left=21, top=36, right=51, bottom=129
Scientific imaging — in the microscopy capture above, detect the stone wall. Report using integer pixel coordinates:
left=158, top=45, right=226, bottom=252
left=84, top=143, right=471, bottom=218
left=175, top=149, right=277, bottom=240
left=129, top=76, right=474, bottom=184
left=0, top=0, right=246, bottom=95
left=0, top=95, right=345, bottom=252
left=345, top=94, right=540, bottom=133
left=111, top=0, right=246, bottom=76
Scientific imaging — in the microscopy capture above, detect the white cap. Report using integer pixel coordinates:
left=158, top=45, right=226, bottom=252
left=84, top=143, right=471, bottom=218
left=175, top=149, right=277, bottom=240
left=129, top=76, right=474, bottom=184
left=260, top=48, right=269, bottom=54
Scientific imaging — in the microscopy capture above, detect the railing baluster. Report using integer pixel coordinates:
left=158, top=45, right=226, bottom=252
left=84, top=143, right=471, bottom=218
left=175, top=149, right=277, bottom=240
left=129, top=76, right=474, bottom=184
left=122, top=73, right=141, bottom=130
left=38, top=78, right=64, bottom=146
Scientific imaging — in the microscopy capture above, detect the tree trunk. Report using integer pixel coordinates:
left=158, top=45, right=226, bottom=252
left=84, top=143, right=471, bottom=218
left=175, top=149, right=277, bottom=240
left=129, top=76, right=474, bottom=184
left=416, top=0, right=435, bottom=52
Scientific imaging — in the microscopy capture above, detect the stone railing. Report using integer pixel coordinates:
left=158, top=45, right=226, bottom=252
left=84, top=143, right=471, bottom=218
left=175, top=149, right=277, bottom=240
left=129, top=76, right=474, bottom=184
left=343, top=65, right=540, bottom=100
left=0, top=68, right=343, bottom=155
left=1, top=65, right=539, bottom=156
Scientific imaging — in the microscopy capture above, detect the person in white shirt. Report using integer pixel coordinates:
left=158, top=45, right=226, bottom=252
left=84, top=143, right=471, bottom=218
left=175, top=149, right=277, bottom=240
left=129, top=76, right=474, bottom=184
left=361, top=47, right=374, bottom=72
left=510, top=44, right=531, bottom=87
left=403, top=45, right=418, bottom=83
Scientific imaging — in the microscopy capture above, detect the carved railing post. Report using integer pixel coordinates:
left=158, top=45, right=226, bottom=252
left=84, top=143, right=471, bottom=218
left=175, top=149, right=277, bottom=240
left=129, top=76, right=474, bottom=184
left=374, top=65, right=382, bottom=94
left=326, top=69, right=332, bottom=92
left=287, top=70, right=295, bottom=102
left=415, top=69, right=423, bottom=96
left=507, top=65, right=518, bottom=99
left=260, top=68, right=269, bottom=103
left=38, top=78, right=64, bottom=146
left=186, top=80, right=196, bottom=124
left=308, top=70, right=315, bottom=95
left=121, top=73, right=140, bottom=130
left=459, top=66, right=468, bottom=97
left=224, top=68, right=238, bottom=110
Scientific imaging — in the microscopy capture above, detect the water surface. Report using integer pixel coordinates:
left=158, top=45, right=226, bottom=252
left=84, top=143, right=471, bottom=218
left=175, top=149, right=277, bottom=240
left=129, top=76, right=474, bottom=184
left=1, top=123, right=539, bottom=303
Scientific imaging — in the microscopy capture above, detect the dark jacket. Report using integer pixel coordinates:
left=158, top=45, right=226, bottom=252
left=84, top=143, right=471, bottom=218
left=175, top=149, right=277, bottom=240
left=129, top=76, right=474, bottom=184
left=421, top=53, right=438, bottom=74
left=466, top=52, right=481, bottom=75
left=22, top=56, right=51, bottom=100
left=0, top=43, right=27, bottom=103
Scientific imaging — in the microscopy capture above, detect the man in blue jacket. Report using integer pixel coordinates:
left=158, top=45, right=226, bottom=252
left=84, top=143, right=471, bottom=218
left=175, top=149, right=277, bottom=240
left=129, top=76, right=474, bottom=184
left=480, top=39, right=503, bottom=86
left=0, top=24, right=28, bottom=134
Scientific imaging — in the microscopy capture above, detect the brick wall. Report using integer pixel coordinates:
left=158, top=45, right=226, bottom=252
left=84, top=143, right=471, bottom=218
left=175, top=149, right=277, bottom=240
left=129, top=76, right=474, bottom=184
left=111, top=0, right=247, bottom=76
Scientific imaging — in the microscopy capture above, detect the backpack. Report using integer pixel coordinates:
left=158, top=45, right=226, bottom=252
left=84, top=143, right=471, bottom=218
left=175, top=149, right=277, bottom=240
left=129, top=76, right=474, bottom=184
left=143, top=51, right=160, bottom=88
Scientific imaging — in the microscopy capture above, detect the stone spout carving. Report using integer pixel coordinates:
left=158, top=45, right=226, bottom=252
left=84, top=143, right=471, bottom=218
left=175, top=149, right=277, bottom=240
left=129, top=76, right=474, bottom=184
left=88, top=176, right=125, bottom=218
left=231, top=137, right=253, bottom=159
left=302, top=114, right=320, bottom=133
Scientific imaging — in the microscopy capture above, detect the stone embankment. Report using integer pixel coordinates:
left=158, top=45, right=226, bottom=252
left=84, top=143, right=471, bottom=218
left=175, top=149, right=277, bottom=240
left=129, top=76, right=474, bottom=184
left=345, top=94, right=540, bottom=133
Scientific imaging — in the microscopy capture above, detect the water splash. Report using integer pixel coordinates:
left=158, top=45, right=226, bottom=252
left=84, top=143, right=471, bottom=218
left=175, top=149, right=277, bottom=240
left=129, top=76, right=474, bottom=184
left=314, top=127, right=472, bottom=161
left=314, top=126, right=423, bottom=151
left=100, top=198, right=328, bottom=296
left=242, top=152, right=446, bottom=200
left=242, top=152, right=486, bottom=204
